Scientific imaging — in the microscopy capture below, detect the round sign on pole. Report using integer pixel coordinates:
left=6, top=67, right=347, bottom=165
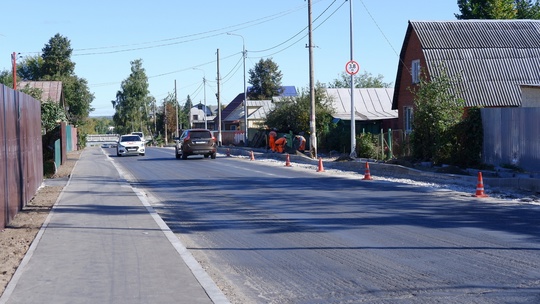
left=345, top=60, right=360, bottom=75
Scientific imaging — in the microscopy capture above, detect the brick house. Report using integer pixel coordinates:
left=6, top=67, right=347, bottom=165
left=391, top=20, right=540, bottom=133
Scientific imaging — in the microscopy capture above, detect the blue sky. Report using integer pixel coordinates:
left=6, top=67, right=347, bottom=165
left=1, top=0, right=458, bottom=117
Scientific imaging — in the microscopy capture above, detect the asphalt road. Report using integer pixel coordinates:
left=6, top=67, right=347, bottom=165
left=110, top=147, right=540, bottom=303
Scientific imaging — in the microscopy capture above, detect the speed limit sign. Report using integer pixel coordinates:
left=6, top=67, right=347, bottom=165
left=345, top=60, right=360, bottom=75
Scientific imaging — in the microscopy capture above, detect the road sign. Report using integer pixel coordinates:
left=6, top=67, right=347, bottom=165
left=345, top=60, right=360, bottom=75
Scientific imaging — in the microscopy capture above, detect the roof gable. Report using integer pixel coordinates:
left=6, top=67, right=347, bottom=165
left=219, top=86, right=297, bottom=123
left=19, top=81, right=63, bottom=103
left=219, top=93, right=244, bottom=123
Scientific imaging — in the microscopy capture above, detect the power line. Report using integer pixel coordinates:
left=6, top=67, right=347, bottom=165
left=357, top=0, right=404, bottom=71
left=250, top=0, right=347, bottom=59
left=250, top=0, right=341, bottom=54
left=85, top=0, right=344, bottom=95
left=70, top=3, right=311, bottom=56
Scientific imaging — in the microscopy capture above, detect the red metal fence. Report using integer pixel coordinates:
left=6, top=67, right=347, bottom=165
left=1, top=84, right=43, bottom=228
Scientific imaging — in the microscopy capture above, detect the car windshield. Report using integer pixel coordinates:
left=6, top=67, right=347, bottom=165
left=190, top=131, right=211, bottom=139
left=121, top=135, right=141, bottom=142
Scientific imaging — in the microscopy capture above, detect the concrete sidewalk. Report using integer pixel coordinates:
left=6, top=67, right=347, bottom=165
left=0, top=149, right=229, bottom=304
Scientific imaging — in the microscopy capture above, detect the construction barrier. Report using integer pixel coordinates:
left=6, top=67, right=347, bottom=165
left=362, top=162, right=373, bottom=180
left=285, top=154, right=292, bottom=167
left=316, top=158, right=325, bottom=172
left=473, top=172, right=488, bottom=197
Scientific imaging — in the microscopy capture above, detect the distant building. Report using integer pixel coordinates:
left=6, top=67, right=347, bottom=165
left=218, top=86, right=297, bottom=131
left=189, top=103, right=217, bottom=130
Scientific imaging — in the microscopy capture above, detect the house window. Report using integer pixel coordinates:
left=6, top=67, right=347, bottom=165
left=404, top=106, right=413, bottom=134
left=193, top=115, right=198, bottom=121
left=411, top=59, right=420, bottom=84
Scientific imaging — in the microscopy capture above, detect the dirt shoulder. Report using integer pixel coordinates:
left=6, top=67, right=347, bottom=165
left=0, top=150, right=81, bottom=296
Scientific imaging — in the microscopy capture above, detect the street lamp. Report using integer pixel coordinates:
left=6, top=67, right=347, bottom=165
left=227, top=32, right=248, bottom=146
left=193, top=68, right=207, bottom=129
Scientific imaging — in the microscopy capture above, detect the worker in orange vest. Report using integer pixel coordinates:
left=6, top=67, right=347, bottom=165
left=268, top=129, right=277, bottom=152
left=274, top=136, right=287, bottom=153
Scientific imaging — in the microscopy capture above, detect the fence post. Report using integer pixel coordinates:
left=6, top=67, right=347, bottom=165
left=380, top=129, right=384, bottom=160
left=388, top=128, right=393, bottom=159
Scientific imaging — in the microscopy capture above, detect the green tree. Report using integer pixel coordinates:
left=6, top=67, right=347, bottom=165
left=41, top=34, right=76, bottom=78
left=19, top=55, right=44, bottom=81
left=0, top=55, right=42, bottom=87
left=163, top=93, right=177, bottom=141
left=456, top=0, right=540, bottom=19
left=112, top=59, right=150, bottom=135
left=247, top=58, right=283, bottom=100
left=181, top=95, right=193, bottom=129
left=516, top=0, right=540, bottom=18
left=41, top=102, right=68, bottom=133
left=0, top=70, right=12, bottom=87
left=61, top=75, right=95, bottom=127
left=328, top=71, right=392, bottom=88
left=40, top=34, right=94, bottom=128
left=409, top=69, right=465, bottom=164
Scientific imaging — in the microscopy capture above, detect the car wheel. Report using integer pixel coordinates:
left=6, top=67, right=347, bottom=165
left=211, top=152, right=216, bottom=159
left=175, top=152, right=180, bottom=159
left=140, top=153, right=145, bottom=156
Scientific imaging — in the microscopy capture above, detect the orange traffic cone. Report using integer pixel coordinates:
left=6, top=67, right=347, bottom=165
left=362, top=162, right=373, bottom=180
left=226, top=148, right=231, bottom=157
left=316, top=157, right=325, bottom=172
left=285, top=153, right=292, bottom=167
left=473, top=172, right=488, bottom=197
left=250, top=151, right=255, bottom=161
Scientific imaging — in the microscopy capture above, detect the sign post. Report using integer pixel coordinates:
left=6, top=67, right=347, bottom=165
left=345, top=60, right=359, bottom=158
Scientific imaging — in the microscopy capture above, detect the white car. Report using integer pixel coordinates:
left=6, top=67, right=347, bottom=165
left=116, top=135, right=145, bottom=157
left=131, top=132, right=145, bottom=142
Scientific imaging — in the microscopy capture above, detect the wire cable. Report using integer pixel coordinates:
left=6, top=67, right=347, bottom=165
left=71, top=3, right=312, bottom=56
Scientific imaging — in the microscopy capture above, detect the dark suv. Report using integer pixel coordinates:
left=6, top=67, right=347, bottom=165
left=175, top=129, right=217, bottom=159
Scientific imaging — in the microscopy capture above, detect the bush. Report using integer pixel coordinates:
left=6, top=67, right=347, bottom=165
left=356, top=133, right=377, bottom=159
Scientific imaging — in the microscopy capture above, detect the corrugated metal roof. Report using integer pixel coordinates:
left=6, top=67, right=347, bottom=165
left=219, top=93, right=244, bottom=123
left=18, top=81, right=63, bottom=103
left=223, top=105, right=243, bottom=122
left=326, top=88, right=397, bottom=121
left=280, top=86, right=298, bottom=97
left=247, top=85, right=298, bottom=97
left=222, top=99, right=275, bottom=121
left=248, top=100, right=275, bottom=120
left=410, top=20, right=540, bottom=107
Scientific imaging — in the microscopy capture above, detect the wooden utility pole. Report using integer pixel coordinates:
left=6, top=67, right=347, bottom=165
left=308, top=0, right=317, bottom=158
left=11, top=52, right=17, bottom=90
left=164, top=99, right=168, bottom=145
left=217, top=48, right=222, bottom=146
left=175, top=80, right=179, bottom=138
